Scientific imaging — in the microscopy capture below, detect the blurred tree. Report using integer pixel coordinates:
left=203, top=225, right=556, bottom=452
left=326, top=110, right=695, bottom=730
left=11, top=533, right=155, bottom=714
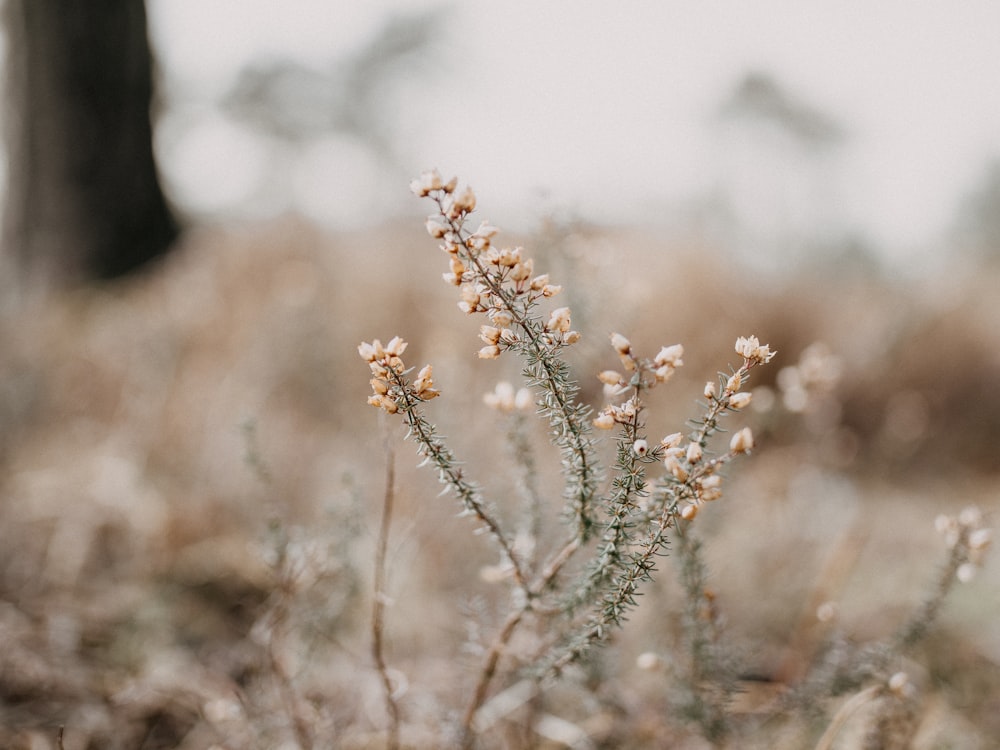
left=713, top=71, right=850, bottom=270
left=214, top=7, right=443, bottom=212
left=718, top=72, right=845, bottom=151
left=2, top=0, right=178, bottom=294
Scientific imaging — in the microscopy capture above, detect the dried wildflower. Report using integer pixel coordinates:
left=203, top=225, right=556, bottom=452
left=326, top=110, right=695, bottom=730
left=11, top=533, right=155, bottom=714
left=479, top=325, right=502, bottom=345
left=654, top=344, right=684, bottom=368
left=725, top=372, right=743, bottom=394
left=452, top=186, right=477, bottom=214
left=728, top=391, right=752, bottom=410
left=665, top=455, right=688, bottom=482
left=425, top=218, right=448, bottom=238
left=358, top=341, right=380, bottom=362
left=686, top=442, right=703, bottom=464
left=735, top=335, right=777, bottom=365
left=729, top=427, right=754, bottom=454
left=545, top=306, right=572, bottom=333
left=610, top=333, right=631, bottom=355
left=697, top=474, right=722, bottom=502
left=661, top=432, right=684, bottom=450
left=593, top=412, right=615, bottom=430
left=633, top=439, right=649, bottom=457
left=360, top=337, right=439, bottom=413
left=471, top=220, right=499, bottom=241
left=704, top=381, right=717, bottom=400
left=410, top=169, right=444, bottom=197
left=681, top=503, right=699, bottom=521
left=490, top=310, right=513, bottom=328
left=478, top=345, right=501, bottom=360
left=413, top=365, right=432, bottom=390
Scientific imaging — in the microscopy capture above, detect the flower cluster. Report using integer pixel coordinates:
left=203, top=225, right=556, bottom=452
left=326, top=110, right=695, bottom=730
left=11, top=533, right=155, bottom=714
left=592, top=334, right=685, bottom=430
left=412, top=169, right=572, bottom=359
left=588, top=334, right=774, bottom=523
left=735, top=335, right=777, bottom=367
left=359, top=336, right=439, bottom=414
left=667, top=336, right=772, bottom=520
left=935, top=507, right=993, bottom=582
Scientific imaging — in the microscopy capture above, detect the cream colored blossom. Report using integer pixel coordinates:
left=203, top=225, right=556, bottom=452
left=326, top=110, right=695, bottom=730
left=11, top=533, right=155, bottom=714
left=593, top=412, right=615, bottom=430
left=410, top=169, right=444, bottom=196
left=479, top=325, right=502, bottom=345
left=598, top=370, right=625, bottom=386
left=545, top=307, right=572, bottom=333
left=686, top=442, right=703, bottom=463
left=610, top=333, right=631, bottom=355
left=452, top=186, right=477, bottom=214
left=654, top=344, right=684, bottom=368
left=729, top=392, right=753, bottom=409
left=729, top=427, right=754, bottom=454
left=735, top=335, right=776, bottom=365
left=661, top=432, right=683, bottom=449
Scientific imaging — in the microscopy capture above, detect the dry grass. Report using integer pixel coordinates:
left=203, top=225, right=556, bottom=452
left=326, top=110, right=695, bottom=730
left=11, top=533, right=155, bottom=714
left=0, top=213, right=997, bottom=748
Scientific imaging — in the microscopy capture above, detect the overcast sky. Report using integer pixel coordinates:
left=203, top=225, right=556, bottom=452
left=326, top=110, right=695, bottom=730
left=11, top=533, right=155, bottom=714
left=148, top=1, right=1000, bottom=260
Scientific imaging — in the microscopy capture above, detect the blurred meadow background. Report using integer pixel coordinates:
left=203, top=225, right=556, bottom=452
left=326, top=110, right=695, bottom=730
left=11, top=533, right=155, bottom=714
left=0, top=2, right=999, bottom=748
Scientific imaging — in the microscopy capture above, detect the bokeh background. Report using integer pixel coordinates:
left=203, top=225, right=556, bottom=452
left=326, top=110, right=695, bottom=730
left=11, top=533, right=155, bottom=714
left=0, top=2, right=998, bottom=748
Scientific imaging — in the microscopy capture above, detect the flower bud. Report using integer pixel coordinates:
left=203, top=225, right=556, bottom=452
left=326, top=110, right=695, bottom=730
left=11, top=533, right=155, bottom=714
left=686, top=442, right=703, bottom=463
left=425, top=218, right=447, bottom=238
left=729, top=427, right=754, bottom=454
left=598, top=370, right=624, bottom=386
left=654, top=344, right=684, bottom=368
left=593, top=412, right=615, bottom=430
left=665, top=456, right=688, bottom=482
left=545, top=307, right=572, bottom=333
left=610, top=333, right=631, bottom=355
left=479, top=325, right=502, bottom=344
left=661, top=432, right=683, bottom=449
left=729, top=392, right=753, bottom=409
left=452, top=186, right=477, bottom=213
left=385, top=336, right=407, bottom=357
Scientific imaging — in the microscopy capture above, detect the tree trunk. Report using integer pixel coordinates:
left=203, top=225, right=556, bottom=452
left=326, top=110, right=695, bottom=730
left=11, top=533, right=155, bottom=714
left=2, top=0, right=178, bottom=294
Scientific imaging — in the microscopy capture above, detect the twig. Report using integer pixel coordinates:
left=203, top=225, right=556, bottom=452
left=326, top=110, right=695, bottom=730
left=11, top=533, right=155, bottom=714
left=373, top=415, right=401, bottom=750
